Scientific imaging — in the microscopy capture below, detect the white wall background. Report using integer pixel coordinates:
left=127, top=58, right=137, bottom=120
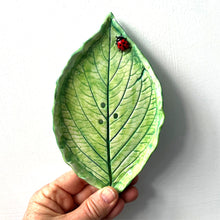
left=0, top=0, right=219, bottom=219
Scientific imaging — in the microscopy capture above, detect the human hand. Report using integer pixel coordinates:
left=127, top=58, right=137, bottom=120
left=23, top=171, right=138, bottom=220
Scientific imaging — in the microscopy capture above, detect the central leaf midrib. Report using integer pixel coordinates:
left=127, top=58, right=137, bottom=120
left=106, top=21, right=112, bottom=186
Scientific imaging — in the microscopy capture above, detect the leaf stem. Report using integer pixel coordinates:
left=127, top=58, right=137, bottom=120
left=106, top=20, right=112, bottom=186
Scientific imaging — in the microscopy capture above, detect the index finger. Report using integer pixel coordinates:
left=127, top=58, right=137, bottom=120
left=53, top=170, right=88, bottom=195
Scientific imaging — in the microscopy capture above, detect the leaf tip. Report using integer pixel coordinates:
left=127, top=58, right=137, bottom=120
left=108, top=12, right=115, bottom=20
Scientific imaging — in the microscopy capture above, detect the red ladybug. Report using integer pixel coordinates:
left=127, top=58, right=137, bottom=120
left=116, top=36, right=130, bottom=51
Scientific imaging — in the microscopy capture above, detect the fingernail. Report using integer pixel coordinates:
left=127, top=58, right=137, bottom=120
left=101, top=187, right=116, bottom=203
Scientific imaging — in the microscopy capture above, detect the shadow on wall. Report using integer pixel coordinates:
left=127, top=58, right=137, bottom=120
left=117, top=24, right=187, bottom=219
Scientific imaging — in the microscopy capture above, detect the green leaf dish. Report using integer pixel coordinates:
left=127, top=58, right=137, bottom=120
left=53, top=13, right=164, bottom=192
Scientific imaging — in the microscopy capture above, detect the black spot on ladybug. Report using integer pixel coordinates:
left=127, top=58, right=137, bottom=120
left=116, top=36, right=130, bottom=52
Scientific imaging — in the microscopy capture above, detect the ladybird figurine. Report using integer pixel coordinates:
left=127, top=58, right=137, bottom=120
left=116, top=36, right=130, bottom=51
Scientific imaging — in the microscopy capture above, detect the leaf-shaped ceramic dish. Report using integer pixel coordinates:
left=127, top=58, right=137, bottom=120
left=53, top=13, right=164, bottom=192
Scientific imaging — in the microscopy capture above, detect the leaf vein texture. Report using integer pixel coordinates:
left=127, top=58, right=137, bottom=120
left=81, top=64, right=106, bottom=119
left=110, top=79, right=143, bottom=142
left=73, top=79, right=106, bottom=142
left=64, top=102, right=107, bottom=163
left=63, top=123, right=108, bottom=177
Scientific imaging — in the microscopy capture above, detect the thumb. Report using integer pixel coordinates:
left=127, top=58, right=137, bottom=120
left=69, top=187, right=118, bottom=220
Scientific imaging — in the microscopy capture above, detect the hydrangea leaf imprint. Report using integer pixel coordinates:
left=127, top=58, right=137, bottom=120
left=53, top=13, right=164, bottom=192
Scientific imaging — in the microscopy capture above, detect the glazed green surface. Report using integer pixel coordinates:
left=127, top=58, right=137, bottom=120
left=53, top=13, right=164, bottom=192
